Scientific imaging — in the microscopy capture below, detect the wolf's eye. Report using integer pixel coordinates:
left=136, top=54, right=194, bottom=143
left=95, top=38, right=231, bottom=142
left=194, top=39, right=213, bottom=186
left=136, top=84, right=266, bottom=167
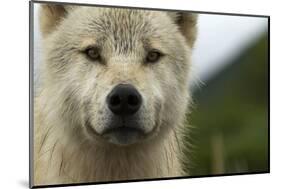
left=146, top=50, right=162, bottom=63
left=85, top=47, right=101, bottom=61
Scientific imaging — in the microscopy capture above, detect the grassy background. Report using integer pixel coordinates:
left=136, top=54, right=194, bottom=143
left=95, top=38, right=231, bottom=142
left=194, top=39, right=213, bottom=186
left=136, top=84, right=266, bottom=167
left=183, top=32, right=269, bottom=176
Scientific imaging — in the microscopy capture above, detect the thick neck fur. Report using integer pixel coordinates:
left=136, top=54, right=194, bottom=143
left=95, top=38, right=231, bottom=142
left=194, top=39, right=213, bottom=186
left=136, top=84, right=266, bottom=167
left=34, top=94, right=183, bottom=186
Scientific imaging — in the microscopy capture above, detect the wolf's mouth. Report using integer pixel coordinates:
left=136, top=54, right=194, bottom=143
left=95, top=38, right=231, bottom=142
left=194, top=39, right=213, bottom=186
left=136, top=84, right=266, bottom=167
left=102, top=126, right=145, bottom=145
left=102, top=126, right=145, bottom=135
left=101, top=124, right=146, bottom=145
left=85, top=117, right=146, bottom=145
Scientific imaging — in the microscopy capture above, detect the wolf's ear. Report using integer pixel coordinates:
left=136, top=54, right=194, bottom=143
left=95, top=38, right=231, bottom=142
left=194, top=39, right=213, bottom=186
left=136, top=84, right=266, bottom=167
left=39, top=4, right=73, bottom=37
left=168, top=12, right=198, bottom=48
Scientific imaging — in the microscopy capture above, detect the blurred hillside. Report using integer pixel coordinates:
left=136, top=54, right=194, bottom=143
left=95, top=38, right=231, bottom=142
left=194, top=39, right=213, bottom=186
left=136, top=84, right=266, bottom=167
left=184, top=32, right=269, bottom=176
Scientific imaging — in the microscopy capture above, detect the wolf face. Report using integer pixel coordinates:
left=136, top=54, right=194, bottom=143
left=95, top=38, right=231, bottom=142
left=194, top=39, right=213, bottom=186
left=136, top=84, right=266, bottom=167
left=39, top=5, right=197, bottom=146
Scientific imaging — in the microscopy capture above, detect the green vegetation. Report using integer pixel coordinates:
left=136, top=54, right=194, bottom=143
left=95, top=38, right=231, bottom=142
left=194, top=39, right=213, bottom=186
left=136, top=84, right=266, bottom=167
left=184, top=32, right=269, bottom=176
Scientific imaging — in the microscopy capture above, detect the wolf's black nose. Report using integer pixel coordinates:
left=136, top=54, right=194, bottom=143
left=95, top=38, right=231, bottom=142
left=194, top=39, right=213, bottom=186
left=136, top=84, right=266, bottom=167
left=107, top=84, right=142, bottom=116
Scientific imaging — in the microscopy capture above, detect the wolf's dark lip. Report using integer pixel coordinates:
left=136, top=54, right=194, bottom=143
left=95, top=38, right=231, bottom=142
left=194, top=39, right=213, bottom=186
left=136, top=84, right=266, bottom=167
left=103, top=126, right=145, bottom=135
left=102, top=125, right=146, bottom=145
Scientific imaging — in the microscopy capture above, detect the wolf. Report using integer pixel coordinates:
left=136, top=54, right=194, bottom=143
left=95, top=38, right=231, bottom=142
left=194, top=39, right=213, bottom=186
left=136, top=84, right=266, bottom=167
left=33, top=4, right=197, bottom=186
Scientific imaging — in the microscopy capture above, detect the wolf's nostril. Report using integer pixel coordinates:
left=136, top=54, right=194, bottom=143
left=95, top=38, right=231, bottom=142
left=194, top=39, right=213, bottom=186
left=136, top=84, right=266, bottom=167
left=107, top=84, right=142, bottom=116
left=128, top=95, right=139, bottom=106
left=110, top=95, right=121, bottom=106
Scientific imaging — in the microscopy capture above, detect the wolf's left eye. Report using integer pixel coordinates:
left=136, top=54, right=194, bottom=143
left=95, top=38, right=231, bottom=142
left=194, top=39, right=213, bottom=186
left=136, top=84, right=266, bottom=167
left=85, top=47, right=101, bottom=61
left=146, top=50, right=163, bottom=63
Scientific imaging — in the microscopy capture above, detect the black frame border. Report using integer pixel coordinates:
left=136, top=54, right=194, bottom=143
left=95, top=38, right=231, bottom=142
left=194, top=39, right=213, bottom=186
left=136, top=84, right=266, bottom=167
left=29, top=0, right=270, bottom=188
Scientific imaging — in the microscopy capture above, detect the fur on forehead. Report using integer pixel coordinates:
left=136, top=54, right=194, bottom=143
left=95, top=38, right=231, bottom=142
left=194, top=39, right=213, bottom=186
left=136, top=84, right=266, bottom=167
left=39, top=4, right=198, bottom=47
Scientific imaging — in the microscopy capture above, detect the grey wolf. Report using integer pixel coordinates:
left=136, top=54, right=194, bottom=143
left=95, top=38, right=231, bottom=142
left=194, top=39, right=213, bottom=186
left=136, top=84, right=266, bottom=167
left=34, top=4, right=197, bottom=185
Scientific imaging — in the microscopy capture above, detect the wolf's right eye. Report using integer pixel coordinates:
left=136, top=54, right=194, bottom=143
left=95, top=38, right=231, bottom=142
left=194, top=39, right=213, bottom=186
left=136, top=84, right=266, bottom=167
left=146, top=50, right=163, bottom=63
left=85, top=47, right=101, bottom=61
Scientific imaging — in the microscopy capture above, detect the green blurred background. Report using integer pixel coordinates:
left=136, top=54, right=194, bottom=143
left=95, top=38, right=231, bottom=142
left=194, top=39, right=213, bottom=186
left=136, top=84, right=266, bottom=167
left=183, top=32, right=269, bottom=176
